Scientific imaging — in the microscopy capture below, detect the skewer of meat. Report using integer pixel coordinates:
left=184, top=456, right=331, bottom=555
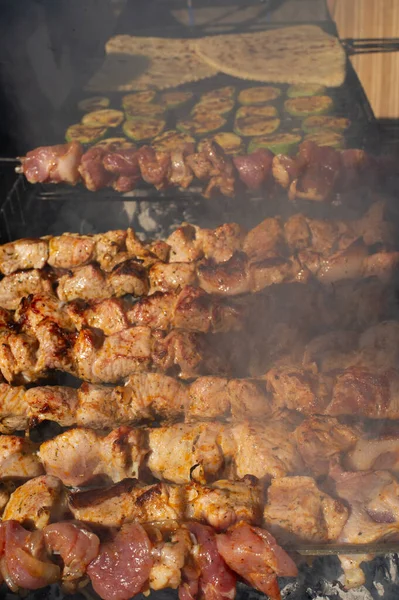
left=17, top=139, right=391, bottom=202
left=0, top=515, right=297, bottom=600
left=3, top=327, right=399, bottom=431
left=0, top=240, right=397, bottom=310
left=0, top=317, right=230, bottom=384
left=13, top=287, right=245, bottom=337
left=0, top=200, right=392, bottom=276
left=0, top=418, right=303, bottom=486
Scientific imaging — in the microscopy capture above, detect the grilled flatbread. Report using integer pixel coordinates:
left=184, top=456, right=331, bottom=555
left=193, top=25, right=346, bottom=87
left=87, top=35, right=218, bottom=91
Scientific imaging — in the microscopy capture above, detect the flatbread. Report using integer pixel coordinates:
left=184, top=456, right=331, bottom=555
left=86, top=35, right=218, bottom=91
left=193, top=25, right=346, bottom=87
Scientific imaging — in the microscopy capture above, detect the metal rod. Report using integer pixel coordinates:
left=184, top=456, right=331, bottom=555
left=286, top=543, right=399, bottom=556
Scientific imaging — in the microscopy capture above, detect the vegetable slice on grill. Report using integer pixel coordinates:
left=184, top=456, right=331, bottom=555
left=153, top=130, right=196, bottom=152
left=302, top=115, right=351, bottom=133
left=78, top=96, right=110, bottom=112
left=198, top=132, right=244, bottom=155
left=201, top=86, right=236, bottom=101
left=161, top=90, right=193, bottom=108
left=236, top=105, right=278, bottom=119
left=177, top=115, right=226, bottom=136
left=192, top=97, right=235, bottom=117
left=284, top=96, right=333, bottom=117
left=234, top=116, right=280, bottom=137
left=238, top=86, right=281, bottom=105
left=304, top=130, right=345, bottom=149
left=65, top=124, right=108, bottom=144
left=123, top=118, right=166, bottom=141
left=82, top=109, right=124, bottom=128
left=287, top=83, right=327, bottom=98
left=94, top=137, right=136, bottom=151
left=122, top=91, right=157, bottom=109
left=125, top=104, right=165, bottom=119
left=248, top=132, right=302, bottom=155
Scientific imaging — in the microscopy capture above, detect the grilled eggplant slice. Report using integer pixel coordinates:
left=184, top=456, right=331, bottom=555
left=125, top=104, right=165, bottom=119
left=82, top=109, right=124, bottom=128
left=304, top=130, right=345, bottom=149
left=65, top=124, right=108, bottom=144
left=177, top=115, right=226, bottom=136
left=122, top=91, right=157, bottom=109
left=153, top=130, right=196, bottom=152
left=78, top=96, right=110, bottom=112
left=238, top=86, right=281, bottom=105
left=287, top=84, right=327, bottom=98
left=94, top=137, right=136, bottom=151
left=201, top=86, right=236, bottom=101
left=248, top=132, right=302, bottom=155
left=234, top=116, right=280, bottom=137
left=161, top=90, right=193, bottom=108
left=123, top=117, right=166, bottom=141
left=191, top=97, right=235, bottom=117
left=198, top=132, right=244, bottom=155
left=284, top=96, right=333, bottom=117
left=302, top=115, right=351, bottom=133
left=236, top=105, right=278, bottom=119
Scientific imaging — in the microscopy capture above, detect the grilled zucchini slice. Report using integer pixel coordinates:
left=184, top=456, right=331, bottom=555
left=82, top=109, right=124, bottom=128
left=123, top=118, right=166, bottom=141
left=238, top=86, right=281, bottom=105
left=200, top=86, right=236, bottom=102
left=122, top=91, right=157, bottom=109
left=161, top=91, right=193, bottom=108
left=177, top=115, right=226, bottom=136
left=125, top=104, right=165, bottom=119
left=248, top=132, right=302, bottom=155
left=65, top=124, right=108, bottom=144
left=284, top=96, right=333, bottom=117
left=94, top=137, right=136, bottom=151
left=78, top=96, right=110, bottom=112
left=153, top=130, right=195, bottom=152
left=235, top=105, right=278, bottom=119
left=234, top=116, right=280, bottom=137
left=302, top=116, right=351, bottom=133
left=304, top=131, right=345, bottom=149
left=287, top=84, right=327, bottom=98
left=198, top=132, right=244, bottom=156
left=191, top=97, right=235, bottom=117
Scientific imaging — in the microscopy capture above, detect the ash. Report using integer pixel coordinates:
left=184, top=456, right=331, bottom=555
left=6, top=555, right=399, bottom=600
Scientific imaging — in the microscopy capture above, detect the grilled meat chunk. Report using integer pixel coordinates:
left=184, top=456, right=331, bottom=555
left=0, top=384, right=29, bottom=432
left=0, top=238, right=49, bottom=276
left=263, top=476, right=349, bottom=543
left=57, top=264, right=113, bottom=302
left=20, top=141, right=82, bottom=185
left=228, top=422, right=303, bottom=481
left=330, top=464, right=399, bottom=544
left=294, top=416, right=360, bottom=475
left=346, top=437, right=399, bottom=474
left=0, top=435, right=43, bottom=480
left=0, top=270, right=53, bottom=310
left=3, top=475, right=68, bottom=529
left=39, top=427, right=146, bottom=487
left=147, top=423, right=226, bottom=484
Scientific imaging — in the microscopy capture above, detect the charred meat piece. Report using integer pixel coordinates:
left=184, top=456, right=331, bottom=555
left=57, top=264, right=113, bottom=302
left=0, top=435, right=43, bottom=480
left=137, top=146, right=171, bottom=189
